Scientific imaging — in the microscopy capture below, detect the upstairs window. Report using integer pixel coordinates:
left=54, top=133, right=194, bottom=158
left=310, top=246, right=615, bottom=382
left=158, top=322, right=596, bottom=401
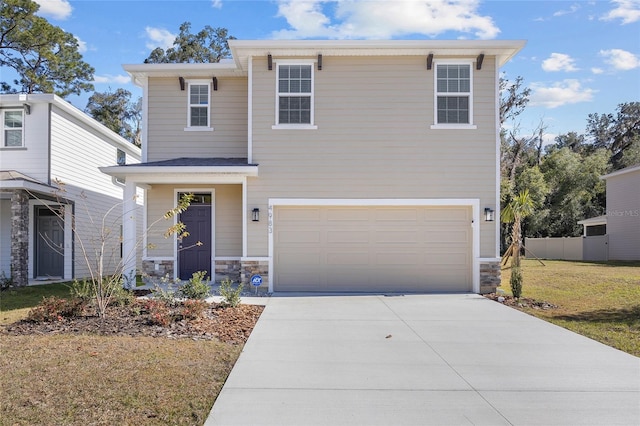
left=186, top=81, right=211, bottom=130
left=274, top=61, right=316, bottom=129
left=2, top=110, right=24, bottom=147
left=117, top=149, right=126, bottom=166
left=433, top=62, right=475, bottom=129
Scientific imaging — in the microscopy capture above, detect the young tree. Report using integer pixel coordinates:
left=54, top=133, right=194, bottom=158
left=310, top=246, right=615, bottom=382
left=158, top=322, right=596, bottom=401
left=85, top=89, right=142, bottom=147
left=144, top=22, right=235, bottom=64
left=501, top=190, right=534, bottom=298
left=1, top=0, right=94, bottom=97
left=33, top=183, right=193, bottom=317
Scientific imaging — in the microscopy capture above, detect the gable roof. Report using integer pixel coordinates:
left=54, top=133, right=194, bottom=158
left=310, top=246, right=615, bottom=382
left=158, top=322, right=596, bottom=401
left=601, top=164, right=640, bottom=180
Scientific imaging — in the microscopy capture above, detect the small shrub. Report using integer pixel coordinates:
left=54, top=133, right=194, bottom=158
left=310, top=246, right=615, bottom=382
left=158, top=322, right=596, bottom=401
left=219, top=278, right=243, bottom=307
left=150, top=274, right=180, bottom=306
left=510, top=266, right=523, bottom=299
left=144, top=299, right=173, bottom=327
left=180, top=299, right=209, bottom=320
left=0, top=271, right=13, bottom=291
left=27, top=296, right=86, bottom=323
left=68, top=279, right=92, bottom=302
left=178, top=271, right=211, bottom=300
left=109, top=282, right=135, bottom=307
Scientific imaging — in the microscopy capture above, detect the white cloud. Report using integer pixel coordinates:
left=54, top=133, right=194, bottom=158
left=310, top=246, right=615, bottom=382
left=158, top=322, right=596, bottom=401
left=542, top=53, right=579, bottom=72
left=553, top=3, right=581, bottom=17
left=530, top=79, right=596, bottom=109
left=212, top=0, right=223, bottom=8
left=601, top=0, right=640, bottom=24
left=273, top=0, right=500, bottom=40
left=591, top=67, right=604, bottom=74
left=75, top=36, right=87, bottom=54
left=93, top=74, right=131, bottom=85
left=599, top=48, right=640, bottom=70
left=145, top=27, right=176, bottom=50
left=34, top=0, right=73, bottom=20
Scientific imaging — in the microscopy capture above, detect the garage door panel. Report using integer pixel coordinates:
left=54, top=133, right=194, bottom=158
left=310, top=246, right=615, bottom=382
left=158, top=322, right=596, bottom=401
left=274, top=205, right=472, bottom=292
left=277, top=207, right=322, bottom=222
left=277, top=230, right=321, bottom=244
left=327, top=230, right=370, bottom=244
left=326, top=252, right=370, bottom=265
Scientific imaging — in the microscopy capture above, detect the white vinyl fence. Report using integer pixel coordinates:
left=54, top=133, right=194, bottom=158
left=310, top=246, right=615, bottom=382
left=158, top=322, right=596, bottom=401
left=525, top=236, right=609, bottom=261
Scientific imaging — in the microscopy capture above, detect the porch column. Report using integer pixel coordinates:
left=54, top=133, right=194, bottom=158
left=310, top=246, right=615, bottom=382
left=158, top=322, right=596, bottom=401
left=10, top=189, right=29, bottom=287
left=122, top=180, right=137, bottom=288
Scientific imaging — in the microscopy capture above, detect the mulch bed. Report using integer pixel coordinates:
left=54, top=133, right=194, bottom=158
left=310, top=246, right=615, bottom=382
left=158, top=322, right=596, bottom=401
left=1, top=301, right=264, bottom=344
left=484, top=293, right=558, bottom=310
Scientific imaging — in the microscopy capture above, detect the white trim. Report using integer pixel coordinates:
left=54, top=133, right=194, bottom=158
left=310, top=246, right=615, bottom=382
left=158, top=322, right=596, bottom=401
left=271, top=124, right=318, bottom=130
left=183, top=127, right=213, bottom=132
left=430, top=124, right=477, bottom=130
left=141, top=78, right=149, bottom=162
left=215, top=256, right=242, bottom=261
left=173, top=188, right=216, bottom=280
left=185, top=79, right=211, bottom=129
left=432, top=60, right=474, bottom=127
left=242, top=176, right=248, bottom=258
left=143, top=256, right=174, bottom=261
left=248, top=56, right=253, bottom=164
left=267, top=198, right=480, bottom=293
left=601, top=164, right=640, bottom=179
left=493, top=56, right=501, bottom=258
left=478, top=257, right=501, bottom=262
left=241, top=256, right=270, bottom=261
left=274, top=60, right=315, bottom=128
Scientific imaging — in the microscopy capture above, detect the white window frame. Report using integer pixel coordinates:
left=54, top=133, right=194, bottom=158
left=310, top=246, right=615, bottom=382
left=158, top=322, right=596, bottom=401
left=430, top=60, right=477, bottom=130
left=272, top=59, right=318, bottom=130
left=1, top=109, right=25, bottom=148
left=185, top=80, right=213, bottom=132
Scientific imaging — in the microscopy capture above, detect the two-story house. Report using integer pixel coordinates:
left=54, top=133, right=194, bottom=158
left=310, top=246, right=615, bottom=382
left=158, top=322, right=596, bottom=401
left=0, top=94, right=142, bottom=286
left=103, top=39, right=525, bottom=294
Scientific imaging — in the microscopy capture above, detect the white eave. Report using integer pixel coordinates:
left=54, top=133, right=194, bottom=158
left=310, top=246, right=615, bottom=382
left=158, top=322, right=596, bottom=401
left=229, top=39, right=527, bottom=70
left=99, top=165, right=258, bottom=184
left=601, top=164, right=640, bottom=180
left=122, top=39, right=527, bottom=83
left=578, top=215, right=607, bottom=226
left=123, top=62, right=246, bottom=86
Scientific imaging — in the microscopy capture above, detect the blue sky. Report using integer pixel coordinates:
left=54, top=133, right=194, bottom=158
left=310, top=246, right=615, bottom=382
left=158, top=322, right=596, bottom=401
left=33, top=0, right=640, bottom=143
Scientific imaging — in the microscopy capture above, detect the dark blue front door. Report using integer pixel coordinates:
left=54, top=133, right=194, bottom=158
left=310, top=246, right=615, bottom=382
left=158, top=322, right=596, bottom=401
left=178, top=201, right=212, bottom=280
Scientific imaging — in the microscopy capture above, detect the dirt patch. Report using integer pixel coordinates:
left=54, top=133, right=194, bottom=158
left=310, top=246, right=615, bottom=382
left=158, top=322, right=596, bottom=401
left=0, top=300, right=263, bottom=344
left=484, top=293, right=558, bottom=310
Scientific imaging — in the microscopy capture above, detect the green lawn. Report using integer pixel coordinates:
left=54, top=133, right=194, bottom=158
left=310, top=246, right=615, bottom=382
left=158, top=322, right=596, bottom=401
left=499, top=259, right=640, bottom=357
left=0, top=282, right=71, bottom=324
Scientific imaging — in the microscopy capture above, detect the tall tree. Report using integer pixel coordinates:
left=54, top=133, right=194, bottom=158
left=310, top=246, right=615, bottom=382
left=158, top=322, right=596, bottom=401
left=85, top=89, right=141, bottom=146
left=0, top=0, right=94, bottom=97
left=587, top=102, right=640, bottom=170
left=144, top=22, right=235, bottom=64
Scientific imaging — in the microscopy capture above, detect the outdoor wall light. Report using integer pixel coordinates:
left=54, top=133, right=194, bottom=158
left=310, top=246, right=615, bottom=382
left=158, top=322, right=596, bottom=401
left=484, top=207, right=495, bottom=222
left=23, top=103, right=31, bottom=115
left=252, top=208, right=260, bottom=222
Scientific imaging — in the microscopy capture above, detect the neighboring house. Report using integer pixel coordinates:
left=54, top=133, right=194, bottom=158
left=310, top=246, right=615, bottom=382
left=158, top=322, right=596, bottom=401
left=580, top=164, right=640, bottom=261
left=528, top=163, right=640, bottom=262
left=102, top=39, right=525, bottom=294
left=0, top=94, right=142, bottom=286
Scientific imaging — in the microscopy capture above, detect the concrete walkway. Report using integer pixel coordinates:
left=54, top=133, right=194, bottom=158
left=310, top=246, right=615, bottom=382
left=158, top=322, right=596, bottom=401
left=206, top=294, right=640, bottom=426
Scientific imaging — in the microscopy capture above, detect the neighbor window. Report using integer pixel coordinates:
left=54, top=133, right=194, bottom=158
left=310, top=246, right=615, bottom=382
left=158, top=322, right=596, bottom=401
left=117, top=149, right=126, bottom=166
left=2, top=110, right=24, bottom=147
left=274, top=62, right=316, bottom=129
left=186, top=81, right=211, bottom=129
left=433, top=63, right=475, bottom=128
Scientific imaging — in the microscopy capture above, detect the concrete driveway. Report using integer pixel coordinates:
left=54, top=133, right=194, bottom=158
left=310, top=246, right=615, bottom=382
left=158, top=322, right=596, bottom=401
left=206, top=294, right=640, bottom=426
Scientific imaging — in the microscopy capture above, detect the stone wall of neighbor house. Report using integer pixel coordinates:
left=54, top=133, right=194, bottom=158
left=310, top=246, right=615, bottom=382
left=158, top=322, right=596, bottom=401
left=11, top=190, right=29, bottom=287
left=215, top=260, right=241, bottom=283
left=141, top=259, right=174, bottom=280
left=480, top=261, right=501, bottom=294
left=240, top=260, right=269, bottom=292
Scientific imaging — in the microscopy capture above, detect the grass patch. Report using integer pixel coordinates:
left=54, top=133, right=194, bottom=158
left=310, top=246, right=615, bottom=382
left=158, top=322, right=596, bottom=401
left=0, top=334, right=240, bottom=425
left=499, top=259, right=640, bottom=357
left=1, top=282, right=72, bottom=325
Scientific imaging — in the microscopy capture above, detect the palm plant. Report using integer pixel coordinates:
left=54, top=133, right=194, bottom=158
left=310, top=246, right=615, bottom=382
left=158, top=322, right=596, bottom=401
left=501, top=189, right=534, bottom=297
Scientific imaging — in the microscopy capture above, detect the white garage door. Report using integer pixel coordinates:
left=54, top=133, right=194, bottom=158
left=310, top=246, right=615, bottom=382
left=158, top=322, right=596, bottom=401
left=273, top=205, right=472, bottom=292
